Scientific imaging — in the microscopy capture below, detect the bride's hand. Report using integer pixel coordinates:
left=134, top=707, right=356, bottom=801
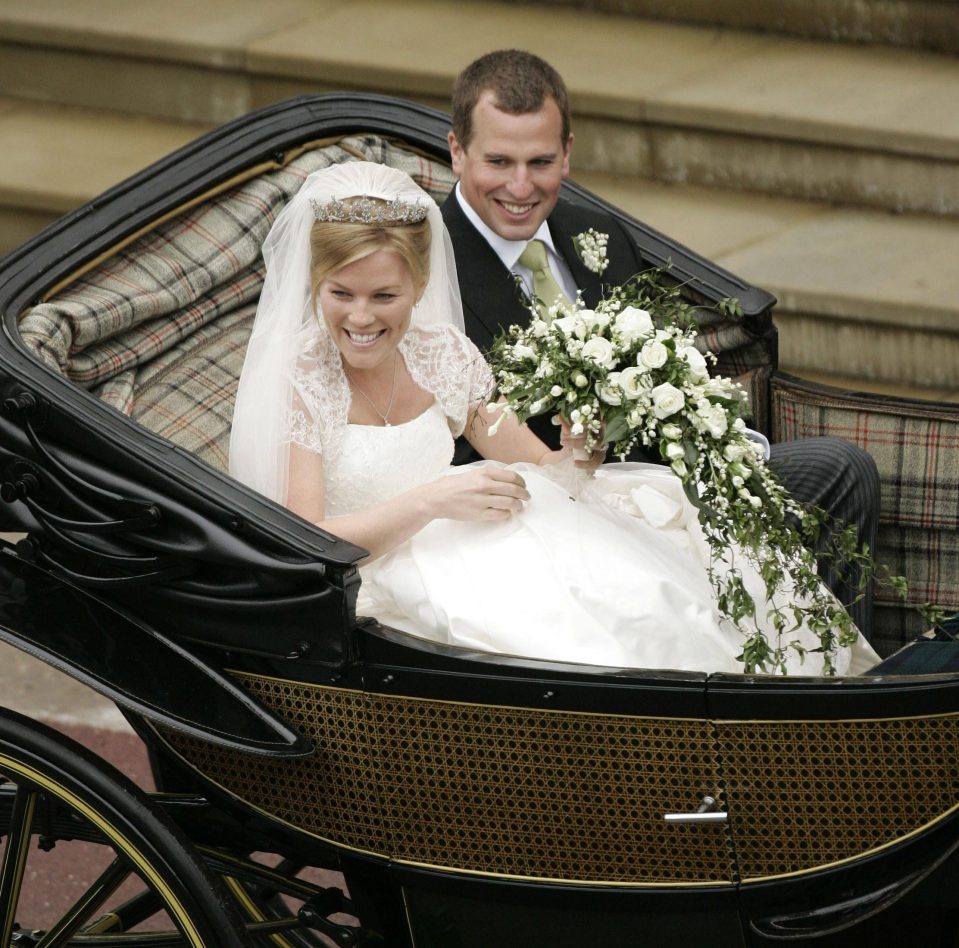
left=552, top=416, right=607, bottom=472
left=427, top=467, right=531, bottom=521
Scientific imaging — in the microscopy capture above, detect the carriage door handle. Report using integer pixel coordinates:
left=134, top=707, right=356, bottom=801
left=664, top=794, right=728, bottom=824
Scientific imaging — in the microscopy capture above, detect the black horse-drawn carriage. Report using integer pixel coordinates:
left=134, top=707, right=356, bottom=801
left=1, top=94, right=959, bottom=947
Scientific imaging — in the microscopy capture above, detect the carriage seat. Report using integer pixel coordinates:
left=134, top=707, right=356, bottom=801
left=16, top=136, right=457, bottom=473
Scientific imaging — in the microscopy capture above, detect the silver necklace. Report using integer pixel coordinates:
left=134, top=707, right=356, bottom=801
left=347, top=355, right=398, bottom=426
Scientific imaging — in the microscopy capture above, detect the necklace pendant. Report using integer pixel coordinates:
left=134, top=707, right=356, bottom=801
left=384, top=421, right=391, bottom=427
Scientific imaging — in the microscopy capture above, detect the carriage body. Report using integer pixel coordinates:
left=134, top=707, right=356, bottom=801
left=1, top=94, right=958, bottom=947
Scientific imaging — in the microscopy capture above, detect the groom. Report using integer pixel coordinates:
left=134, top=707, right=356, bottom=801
left=441, top=49, right=881, bottom=639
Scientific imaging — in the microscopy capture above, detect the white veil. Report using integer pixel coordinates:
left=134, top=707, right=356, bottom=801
left=229, top=161, right=464, bottom=505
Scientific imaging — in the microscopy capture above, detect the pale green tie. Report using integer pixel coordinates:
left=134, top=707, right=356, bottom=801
left=518, top=239, right=570, bottom=318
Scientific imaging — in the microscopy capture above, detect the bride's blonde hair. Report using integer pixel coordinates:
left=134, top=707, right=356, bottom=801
left=309, top=197, right=432, bottom=309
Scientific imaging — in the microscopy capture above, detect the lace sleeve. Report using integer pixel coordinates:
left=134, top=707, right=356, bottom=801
left=402, top=325, right=493, bottom=437
left=287, top=331, right=351, bottom=463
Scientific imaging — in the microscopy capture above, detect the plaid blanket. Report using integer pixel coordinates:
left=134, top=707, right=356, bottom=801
left=772, top=375, right=959, bottom=656
left=18, top=136, right=457, bottom=469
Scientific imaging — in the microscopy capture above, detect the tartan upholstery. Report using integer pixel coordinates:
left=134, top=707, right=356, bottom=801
left=17, top=136, right=457, bottom=470
left=772, top=374, right=959, bottom=656
left=694, top=317, right=773, bottom=434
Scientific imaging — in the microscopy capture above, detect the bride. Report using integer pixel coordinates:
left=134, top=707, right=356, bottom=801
left=230, top=161, right=879, bottom=676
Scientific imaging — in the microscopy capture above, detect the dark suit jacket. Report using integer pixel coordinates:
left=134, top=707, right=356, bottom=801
left=442, top=190, right=644, bottom=455
left=441, top=191, right=644, bottom=355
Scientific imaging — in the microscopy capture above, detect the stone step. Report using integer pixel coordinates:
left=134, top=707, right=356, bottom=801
left=1, top=95, right=955, bottom=393
left=577, top=170, right=959, bottom=390
left=503, top=0, right=959, bottom=56
left=0, top=97, right=209, bottom=255
left=0, top=0, right=957, bottom=216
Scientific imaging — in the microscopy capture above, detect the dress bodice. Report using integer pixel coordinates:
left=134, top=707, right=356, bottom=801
left=324, top=402, right=455, bottom=516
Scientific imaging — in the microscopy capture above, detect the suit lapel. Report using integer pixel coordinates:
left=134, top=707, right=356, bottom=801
left=442, top=195, right=535, bottom=351
left=549, top=203, right=606, bottom=307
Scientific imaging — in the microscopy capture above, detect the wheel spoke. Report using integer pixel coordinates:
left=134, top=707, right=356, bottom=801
left=35, top=857, right=130, bottom=946
left=0, top=782, right=38, bottom=945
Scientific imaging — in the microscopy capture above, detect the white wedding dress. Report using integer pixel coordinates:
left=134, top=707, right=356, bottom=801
left=321, top=402, right=878, bottom=677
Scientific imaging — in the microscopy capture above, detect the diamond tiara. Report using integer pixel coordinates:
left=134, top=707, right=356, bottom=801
left=309, top=194, right=429, bottom=226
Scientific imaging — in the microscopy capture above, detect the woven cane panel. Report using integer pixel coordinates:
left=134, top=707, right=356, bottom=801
left=718, top=715, right=959, bottom=880
left=162, top=676, right=733, bottom=885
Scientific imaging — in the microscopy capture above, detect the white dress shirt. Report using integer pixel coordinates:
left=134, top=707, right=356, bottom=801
left=454, top=183, right=579, bottom=302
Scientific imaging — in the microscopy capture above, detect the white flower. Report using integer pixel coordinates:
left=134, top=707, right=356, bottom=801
left=665, top=442, right=685, bottom=461
left=596, top=372, right=623, bottom=405
left=555, top=315, right=588, bottom=340
left=581, top=336, right=616, bottom=369
left=573, top=372, right=589, bottom=388
left=662, top=423, right=683, bottom=440
left=580, top=309, right=611, bottom=332
left=614, top=306, right=653, bottom=343
left=513, top=343, right=536, bottom=361
left=530, top=319, right=549, bottom=338
left=571, top=422, right=585, bottom=436
left=535, top=359, right=554, bottom=378
left=619, top=366, right=650, bottom=400
left=639, top=339, right=669, bottom=369
left=550, top=384, right=563, bottom=397
left=574, top=229, right=609, bottom=275
left=695, top=403, right=728, bottom=438
left=705, top=377, right=735, bottom=398
left=679, top=345, right=709, bottom=382
left=723, top=443, right=746, bottom=463
left=671, top=459, right=688, bottom=477
left=651, top=382, right=684, bottom=419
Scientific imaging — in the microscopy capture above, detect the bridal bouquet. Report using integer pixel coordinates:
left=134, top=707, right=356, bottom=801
left=487, top=264, right=937, bottom=675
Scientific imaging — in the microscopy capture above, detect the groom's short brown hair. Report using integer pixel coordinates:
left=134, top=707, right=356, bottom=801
left=451, top=49, right=571, bottom=149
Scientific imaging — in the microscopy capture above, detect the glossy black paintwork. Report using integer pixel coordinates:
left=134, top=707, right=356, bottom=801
left=0, top=545, right=308, bottom=755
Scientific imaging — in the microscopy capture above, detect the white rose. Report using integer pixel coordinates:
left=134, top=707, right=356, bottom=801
left=550, top=385, right=563, bottom=397
left=573, top=372, right=589, bottom=388
left=614, top=306, right=653, bottom=343
left=553, top=316, right=579, bottom=338
left=662, top=423, right=682, bottom=440
left=619, top=366, right=649, bottom=400
left=665, top=442, right=685, bottom=461
left=696, top=403, right=728, bottom=438
left=581, top=336, right=616, bottom=369
left=513, top=343, right=536, bottom=361
left=535, top=359, right=553, bottom=378
left=596, top=371, right=623, bottom=405
left=640, top=339, right=669, bottom=369
left=671, top=459, right=688, bottom=478
left=723, top=443, right=746, bottom=463
left=679, top=345, right=709, bottom=382
left=531, top=319, right=549, bottom=338
left=705, top=377, right=734, bottom=398
left=581, top=309, right=610, bottom=331
left=651, top=382, right=684, bottom=419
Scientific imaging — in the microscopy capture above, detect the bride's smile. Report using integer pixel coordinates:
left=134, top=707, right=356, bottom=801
left=319, top=249, right=416, bottom=371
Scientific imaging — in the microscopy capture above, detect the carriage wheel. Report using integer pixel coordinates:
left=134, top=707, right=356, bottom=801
left=0, top=707, right=252, bottom=947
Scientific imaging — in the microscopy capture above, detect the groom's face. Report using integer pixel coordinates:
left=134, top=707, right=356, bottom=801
left=449, top=91, right=572, bottom=242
